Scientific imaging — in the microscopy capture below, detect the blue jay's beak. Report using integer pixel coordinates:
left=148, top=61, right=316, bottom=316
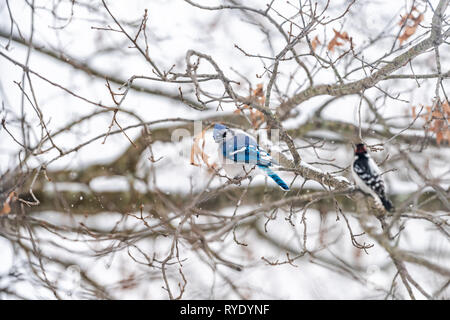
left=213, top=123, right=228, bottom=142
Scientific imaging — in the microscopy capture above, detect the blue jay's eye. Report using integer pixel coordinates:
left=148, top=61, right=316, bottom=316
left=222, top=132, right=227, bottom=138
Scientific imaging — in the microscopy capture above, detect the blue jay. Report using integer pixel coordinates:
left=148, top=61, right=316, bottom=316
left=213, top=123, right=290, bottom=191
left=352, top=143, right=393, bottom=211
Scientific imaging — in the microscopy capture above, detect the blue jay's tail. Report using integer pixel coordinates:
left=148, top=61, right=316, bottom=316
left=258, top=165, right=290, bottom=191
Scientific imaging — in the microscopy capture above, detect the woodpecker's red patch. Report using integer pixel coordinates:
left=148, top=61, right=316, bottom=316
left=355, top=143, right=367, bottom=154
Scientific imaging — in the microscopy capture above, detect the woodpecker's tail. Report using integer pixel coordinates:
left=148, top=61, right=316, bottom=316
left=258, top=165, right=289, bottom=191
left=380, top=196, right=394, bottom=212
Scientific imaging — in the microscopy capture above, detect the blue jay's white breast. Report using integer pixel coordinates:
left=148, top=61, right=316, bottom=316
left=217, top=143, right=257, bottom=178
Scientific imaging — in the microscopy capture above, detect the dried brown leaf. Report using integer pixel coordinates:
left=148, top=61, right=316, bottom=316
left=0, top=192, right=16, bottom=215
left=327, top=29, right=351, bottom=52
left=398, top=7, right=424, bottom=45
left=190, top=126, right=217, bottom=170
left=414, top=101, right=450, bottom=145
left=311, top=35, right=321, bottom=51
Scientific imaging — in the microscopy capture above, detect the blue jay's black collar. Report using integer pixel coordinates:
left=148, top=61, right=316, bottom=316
left=213, top=123, right=237, bottom=143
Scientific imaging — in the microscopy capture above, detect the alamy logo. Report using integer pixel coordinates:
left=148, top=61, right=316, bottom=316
left=170, top=121, right=282, bottom=166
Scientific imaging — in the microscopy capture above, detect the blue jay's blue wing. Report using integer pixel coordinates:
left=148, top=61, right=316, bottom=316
left=222, top=134, right=273, bottom=166
left=229, top=145, right=273, bottom=166
left=258, top=165, right=290, bottom=191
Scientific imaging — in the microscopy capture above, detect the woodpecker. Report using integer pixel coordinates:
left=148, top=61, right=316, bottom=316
left=351, top=143, right=394, bottom=212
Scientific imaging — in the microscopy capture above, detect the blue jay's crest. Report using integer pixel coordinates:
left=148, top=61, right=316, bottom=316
left=213, top=123, right=229, bottom=142
left=355, top=143, right=367, bottom=155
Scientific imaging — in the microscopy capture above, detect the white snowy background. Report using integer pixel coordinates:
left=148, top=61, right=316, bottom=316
left=0, top=0, right=449, bottom=299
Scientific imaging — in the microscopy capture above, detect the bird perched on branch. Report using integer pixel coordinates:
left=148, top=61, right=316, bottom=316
left=351, top=143, right=394, bottom=212
left=213, top=123, right=289, bottom=191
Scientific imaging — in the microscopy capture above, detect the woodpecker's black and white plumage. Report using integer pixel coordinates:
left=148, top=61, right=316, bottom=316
left=352, top=143, right=394, bottom=212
